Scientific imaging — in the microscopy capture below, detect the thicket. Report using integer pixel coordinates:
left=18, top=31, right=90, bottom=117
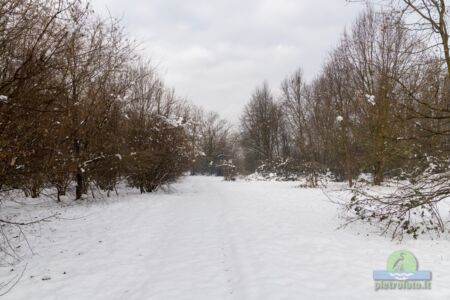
left=0, top=0, right=196, bottom=200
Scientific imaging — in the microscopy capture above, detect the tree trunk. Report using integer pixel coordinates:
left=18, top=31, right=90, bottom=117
left=75, top=169, right=83, bottom=200
left=373, top=161, right=384, bottom=185
left=345, top=156, right=353, bottom=187
left=74, top=138, right=84, bottom=200
left=31, top=185, right=39, bottom=198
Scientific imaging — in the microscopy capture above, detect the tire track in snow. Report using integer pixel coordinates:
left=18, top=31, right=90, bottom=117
left=216, top=183, right=244, bottom=300
left=139, top=178, right=234, bottom=299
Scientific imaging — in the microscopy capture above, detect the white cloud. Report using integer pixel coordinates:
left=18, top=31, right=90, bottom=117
left=91, top=0, right=364, bottom=122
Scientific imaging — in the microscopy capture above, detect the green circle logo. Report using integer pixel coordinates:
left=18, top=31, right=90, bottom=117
left=386, top=250, right=418, bottom=272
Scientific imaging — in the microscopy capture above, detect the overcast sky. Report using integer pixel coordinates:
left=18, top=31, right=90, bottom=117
left=91, top=0, right=364, bottom=122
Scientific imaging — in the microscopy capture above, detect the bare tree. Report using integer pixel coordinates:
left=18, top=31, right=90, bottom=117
left=280, top=69, right=310, bottom=162
left=241, top=82, right=282, bottom=172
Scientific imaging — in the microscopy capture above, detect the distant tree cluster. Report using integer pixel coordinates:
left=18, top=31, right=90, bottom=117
left=0, top=0, right=195, bottom=200
left=241, top=6, right=448, bottom=187
left=189, top=109, right=239, bottom=177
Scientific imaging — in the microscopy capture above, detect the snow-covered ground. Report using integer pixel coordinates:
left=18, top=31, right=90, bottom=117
left=1, top=176, right=450, bottom=299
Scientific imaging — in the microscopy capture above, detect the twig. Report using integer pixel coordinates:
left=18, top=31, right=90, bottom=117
left=0, top=263, right=27, bottom=297
left=0, top=214, right=58, bottom=226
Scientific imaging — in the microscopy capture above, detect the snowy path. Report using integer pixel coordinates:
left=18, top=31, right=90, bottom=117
left=2, top=176, right=450, bottom=299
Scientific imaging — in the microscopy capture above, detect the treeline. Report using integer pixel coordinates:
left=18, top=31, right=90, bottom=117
left=240, top=6, right=449, bottom=187
left=0, top=0, right=209, bottom=200
left=189, top=109, right=238, bottom=179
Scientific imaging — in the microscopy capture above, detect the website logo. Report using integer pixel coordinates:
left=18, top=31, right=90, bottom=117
left=373, top=250, right=432, bottom=291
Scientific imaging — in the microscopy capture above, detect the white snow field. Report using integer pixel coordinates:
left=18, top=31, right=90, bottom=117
left=1, top=176, right=450, bottom=300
